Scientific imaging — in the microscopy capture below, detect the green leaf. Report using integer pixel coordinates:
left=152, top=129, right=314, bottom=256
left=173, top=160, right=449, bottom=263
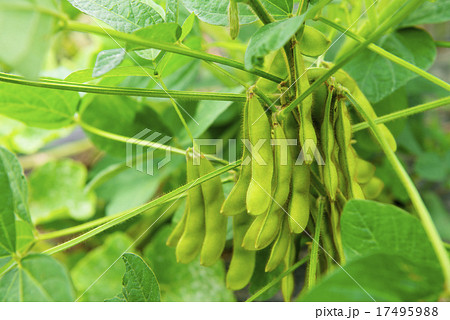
left=67, top=0, right=164, bottom=33
left=65, top=66, right=155, bottom=83
left=71, top=232, right=133, bottom=302
left=341, top=200, right=441, bottom=265
left=344, top=28, right=436, bottom=103
left=181, top=0, right=257, bottom=26
left=166, top=0, right=179, bottom=23
left=400, top=0, right=450, bottom=27
left=93, top=49, right=126, bottom=78
left=301, top=253, right=443, bottom=302
left=262, top=0, right=293, bottom=18
left=245, top=16, right=305, bottom=69
left=0, top=0, right=57, bottom=78
left=143, top=226, right=235, bottom=301
left=120, top=253, right=160, bottom=302
left=423, top=192, right=450, bottom=241
left=0, top=254, right=75, bottom=302
left=0, top=82, right=79, bottom=129
left=248, top=249, right=283, bottom=301
left=105, top=293, right=126, bottom=302
left=415, top=152, right=448, bottom=183
left=29, top=159, right=96, bottom=223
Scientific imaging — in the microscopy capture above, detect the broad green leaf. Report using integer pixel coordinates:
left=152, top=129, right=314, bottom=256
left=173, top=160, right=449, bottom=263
left=415, top=152, right=448, bottom=183
left=0, top=0, right=56, bottom=78
left=71, top=233, right=133, bottom=302
left=105, top=293, right=126, bottom=302
left=120, top=253, right=160, bottom=302
left=143, top=226, right=235, bottom=301
left=344, top=28, right=436, bottom=103
left=400, top=0, right=450, bottom=27
left=0, top=82, right=79, bottom=129
left=166, top=0, right=179, bottom=23
left=93, top=49, right=126, bottom=78
left=262, top=0, right=293, bottom=17
left=29, top=159, right=96, bottom=223
left=301, top=253, right=443, bottom=302
left=245, top=16, right=305, bottom=70
left=67, top=0, right=164, bottom=33
left=181, top=0, right=257, bottom=25
left=341, top=200, right=441, bottom=265
left=65, top=66, right=155, bottom=83
left=424, top=192, right=450, bottom=241
left=0, top=254, right=75, bottom=302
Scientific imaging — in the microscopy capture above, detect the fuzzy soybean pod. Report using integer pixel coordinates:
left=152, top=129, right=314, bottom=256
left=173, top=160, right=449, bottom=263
left=281, top=236, right=296, bottom=302
left=335, top=101, right=365, bottom=199
left=333, top=69, right=397, bottom=152
left=320, top=87, right=339, bottom=201
left=242, top=209, right=282, bottom=250
left=221, top=99, right=251, bottom=216
left=199, top=156, right=227, bottom=267
left=175, top=149, right=206, bottom=263
left=166, top=202, right=188, bottom=247
left=265, top=217, right=290, bottom=272
left=226, top=213, right=256, bottom=290
left=295, top=46, right=317, bottom=164
left=228, top=0, right=240, bottom=40
left=285, top=114, right=310, bottom=234
left=246, top=94, right=273, bottom=216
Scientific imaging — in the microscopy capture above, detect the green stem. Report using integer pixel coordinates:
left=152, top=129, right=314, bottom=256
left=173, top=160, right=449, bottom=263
left=279, top=0, right=426, bottom=118
left=345, top=90, right=450, bottom=294
left=64, top=21, right=283, bottom=83
left=435, top=41, right=450, bottom=48
left=248, top=0, right=274, bottom=24
left=319, top=18, right=450, bottom=92
left=352, top=96, right=450, bottom=132
left=43, top=160, right=241, bottom=255
left=246, top=255, right=309, bottom=302
left=308, top=197, right=325, bottom=289
left=0, top=71, right=248, bottom=102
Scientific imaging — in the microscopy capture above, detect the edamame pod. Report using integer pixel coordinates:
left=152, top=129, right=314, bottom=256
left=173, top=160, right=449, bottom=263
left=228, top=0, right=240, bottom=40
left=166, top=202, right=188, bottom=247
left=285, top=113, right=310, bottom=233
left=176, top=149, right=205, bottom=263
left=265, top=217, right=290, bottom=272
left=199, top=156, right=227, bottom=267
left=281, top=236, right=296, bottom=302
left=221, top=99, right=251, bottom=216
left=226, top=213, right=256, bottom=290
left=246, top=94, right=273, bottom=215
left=299, top=25, right=331, bottom=57
left=295, top=46, right=317, bottom=164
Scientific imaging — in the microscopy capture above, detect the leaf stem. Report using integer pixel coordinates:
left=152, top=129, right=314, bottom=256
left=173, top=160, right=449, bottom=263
left=345, top=90, right=450, bottom=294
left=318, top=17, right=450, bottom=92
left=246, top=255, right=309, bottom=302
left=64, top=21, right=283, bottom=83
left=0, top=71, right=249, bottom=102
left=435, top=41, right=450, bottom=48
left=42, top=161, right=240, bottom=254
left=352, top=96, right=450, bottom=132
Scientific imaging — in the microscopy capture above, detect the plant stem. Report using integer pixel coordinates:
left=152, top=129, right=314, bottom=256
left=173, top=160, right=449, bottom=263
left=435, top=41, right=450, bottom=48
left=64, top=21, right=283, bottom=83
left=352, top=96, right=450, bottom=132
left=0, top=71, right=249, bottom=102
left=279, top=0, right=427, bottom=118
left=345, top=90, right=450, bottom=294
left=246, top=255, right=309, bottom=302
left=248, top=0, right=274, bottom=24
left=43, top=161, right=241, bottom=254
left=307, top=197, right=325, bottom=289
left=319, top=18, right=450, bottom=92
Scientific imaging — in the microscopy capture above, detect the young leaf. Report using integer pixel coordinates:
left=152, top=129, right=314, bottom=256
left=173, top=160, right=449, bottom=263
left=93, top=49, right=126, bottom=78
left=245, top=16, right=305, bottom=70
left=341, top=200, right=442, bottom=265
left=121, top=253, right=160, bottom=302
left=29, top=159, right=96, bottom=223
left=0, top=82, right=79, bottom=129
left=0, top=0, right=57, bottom=78
left=0, top=254, right=75, bottom=302
left=344, top=28, right=436, bottom=103
left=67, top=0, right=164, bottom=33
